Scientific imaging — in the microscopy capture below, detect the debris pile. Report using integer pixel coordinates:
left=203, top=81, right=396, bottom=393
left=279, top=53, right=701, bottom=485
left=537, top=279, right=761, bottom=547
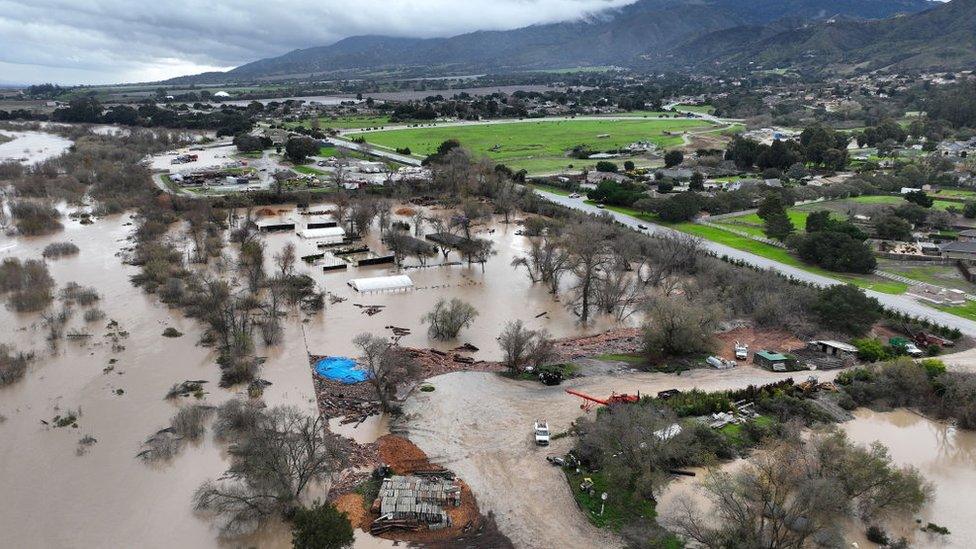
left=554, top=328, right=641, bottom=359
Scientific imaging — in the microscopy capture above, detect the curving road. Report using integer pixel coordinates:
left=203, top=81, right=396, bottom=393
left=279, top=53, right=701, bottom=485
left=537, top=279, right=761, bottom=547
left=534, top=189, right=976, bottom=337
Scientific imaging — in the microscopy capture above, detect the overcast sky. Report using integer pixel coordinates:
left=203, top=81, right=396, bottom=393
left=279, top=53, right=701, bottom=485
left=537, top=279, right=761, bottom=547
left=0, top=0, right=636, bottom=86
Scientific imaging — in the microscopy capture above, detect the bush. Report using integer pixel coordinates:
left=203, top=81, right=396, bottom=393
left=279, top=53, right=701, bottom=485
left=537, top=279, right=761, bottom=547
left=162, top=327, right=183, bottom=338
left=291, top=501, right=354, bottom=549
left=10, top=200, right=63, bottom=235
left=866, top=525, right=889, bottom=545
left=594, top=160, right=618, bottom=173
left=42, top=242, right=80, bottom=259
left=853, top=338, right=891, bottom=362
left=0, top=258, right=55, bottom=312
left=60, top=282, right=100, bottom=306
left=0, top=345, right=33, bottom=386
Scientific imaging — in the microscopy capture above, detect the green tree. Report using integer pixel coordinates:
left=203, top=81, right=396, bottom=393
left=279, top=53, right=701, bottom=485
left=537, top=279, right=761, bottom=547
left=664, top=150, right=684, bottom=168
left=657, top=192, right=702, bottom=223
left=756, top=193, right=785, bottom=221
left=764, top=210, right=795, bottom=241
left=875, top=215, right=913, bottom=241
left=689, top=171, right=705, bottom=191
left=595, top=160, right=618, bottom=173
left=285, top=137, right=319, bottom=163
left=291, top=502, right=354, bottom=549
left=904, top=190, right=934, bottom=208
left=623, top=160, right=635, bottom=171
left=813, top=285, right=881, bottom=336
left=964, top=201, right=976, bottom=219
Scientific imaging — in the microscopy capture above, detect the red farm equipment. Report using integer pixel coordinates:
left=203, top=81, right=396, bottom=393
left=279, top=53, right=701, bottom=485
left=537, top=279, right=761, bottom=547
left=565, top=389, right=640, bottom=412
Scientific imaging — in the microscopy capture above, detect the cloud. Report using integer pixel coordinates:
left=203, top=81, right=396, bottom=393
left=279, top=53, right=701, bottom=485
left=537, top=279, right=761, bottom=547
left=0, top=0, right=636, bottom=85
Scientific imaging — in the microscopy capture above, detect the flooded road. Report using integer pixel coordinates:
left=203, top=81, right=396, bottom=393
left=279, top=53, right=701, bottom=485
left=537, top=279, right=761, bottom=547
left=0, top=130, right=73, bottom=165
left=0, top=206, right=619, bottom=547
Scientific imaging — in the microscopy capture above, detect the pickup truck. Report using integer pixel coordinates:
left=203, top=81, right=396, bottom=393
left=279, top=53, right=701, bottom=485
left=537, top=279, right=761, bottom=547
left=534, top=421, right=551, bottom=446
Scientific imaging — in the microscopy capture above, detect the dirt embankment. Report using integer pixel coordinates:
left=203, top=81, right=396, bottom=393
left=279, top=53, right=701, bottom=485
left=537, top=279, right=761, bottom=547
left=715, top=327, right=806, bottom=361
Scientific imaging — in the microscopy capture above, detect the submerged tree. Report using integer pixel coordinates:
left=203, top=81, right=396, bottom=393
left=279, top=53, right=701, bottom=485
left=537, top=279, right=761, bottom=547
left=352, top=333, right=419, bottom=412
left=194, top=406, right=346, bottom=537
left=421, top=298, right=479, bottom=340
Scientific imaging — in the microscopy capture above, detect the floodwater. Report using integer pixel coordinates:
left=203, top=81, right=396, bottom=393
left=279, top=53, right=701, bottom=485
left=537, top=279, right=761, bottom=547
left=654, top=409, right=976, bottom=548
left=0, top=130, right=73, bottom=165
left=0, top=204, right=620, bottom=548
left=844, top=409, right=976, bottom=548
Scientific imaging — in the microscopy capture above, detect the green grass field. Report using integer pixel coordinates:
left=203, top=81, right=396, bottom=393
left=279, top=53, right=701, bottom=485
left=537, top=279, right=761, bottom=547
left=847, top=195, right=960, bottom=211
left=357, top=118, right=713, bottom=174
left=675, top=104, right=715, bottom=114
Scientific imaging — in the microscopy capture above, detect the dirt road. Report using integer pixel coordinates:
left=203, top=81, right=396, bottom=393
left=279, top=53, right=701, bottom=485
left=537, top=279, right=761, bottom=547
left=399, top=365, right=840, bottom=549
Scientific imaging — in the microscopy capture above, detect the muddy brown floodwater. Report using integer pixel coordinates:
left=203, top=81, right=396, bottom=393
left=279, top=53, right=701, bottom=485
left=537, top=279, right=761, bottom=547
left=0, top=130, right=73, bottom=165
left=0, top=206, right=621, bottom=548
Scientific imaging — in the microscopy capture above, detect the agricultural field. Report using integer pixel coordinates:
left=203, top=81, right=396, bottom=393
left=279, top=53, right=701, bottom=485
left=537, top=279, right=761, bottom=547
left=356, top=118, right=716, bottom=174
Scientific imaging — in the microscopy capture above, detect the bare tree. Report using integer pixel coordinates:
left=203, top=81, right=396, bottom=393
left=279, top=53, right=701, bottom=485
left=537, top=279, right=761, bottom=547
left=274, top=243, right=296, bottom=279
left=564, top=222, right=611, bottom=322
left=422, top=298, right=479, bottom=340
left=642, top=295, right=720, bottom=359
left=498, top=320, right=535, bottom=374
left=352, top=333, right=418, bottom=412
left=193, top=406, right=346, bottom=537
left=349, top=199, right=377, bottom=235
left=670, top=431, right=929, bottom=549
left=595, top=260, right=645, bottom=321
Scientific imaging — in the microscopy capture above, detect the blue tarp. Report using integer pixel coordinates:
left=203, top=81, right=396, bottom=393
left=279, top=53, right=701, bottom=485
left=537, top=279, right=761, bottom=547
left=315, top=356, right=370, bottom=384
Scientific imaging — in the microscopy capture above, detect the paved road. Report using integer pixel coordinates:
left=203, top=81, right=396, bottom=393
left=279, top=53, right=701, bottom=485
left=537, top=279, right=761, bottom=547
left=534, top=189, right=976, bottom=336
left=329, top=136, right=423, bottom=166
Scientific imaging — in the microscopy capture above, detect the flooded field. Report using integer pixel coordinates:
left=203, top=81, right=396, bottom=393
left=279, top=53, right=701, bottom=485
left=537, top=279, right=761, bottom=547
left=0, top=204, right=620, bottom=547
left=0, top=130, right=73, bottom=165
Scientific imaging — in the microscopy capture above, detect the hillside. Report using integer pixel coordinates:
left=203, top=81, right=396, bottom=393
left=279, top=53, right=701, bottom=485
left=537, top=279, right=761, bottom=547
left=658, top=0, right=976, bottom=73
left=168, top=0, right=933, bottom=83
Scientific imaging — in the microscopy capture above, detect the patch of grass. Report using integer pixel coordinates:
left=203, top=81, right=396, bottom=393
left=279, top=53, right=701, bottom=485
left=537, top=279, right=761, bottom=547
left=564, top=469, right=656, bottom=530
left=356, top=118, right=713, bottom=173
left=596, top=353, right=645, bottom=364
left=936, top=301, right=976, bottom=321
left=293, top=165, right=328, bottom=176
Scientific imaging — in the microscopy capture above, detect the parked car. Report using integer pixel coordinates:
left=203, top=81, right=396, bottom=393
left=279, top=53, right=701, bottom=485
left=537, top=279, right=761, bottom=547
left=596, top=204, right=605, bottom=209
left=637, top=224, right=648, bottom=230
left=534, top=421, right=551, bottom=446
left=569, top=193, right=581, bottom=198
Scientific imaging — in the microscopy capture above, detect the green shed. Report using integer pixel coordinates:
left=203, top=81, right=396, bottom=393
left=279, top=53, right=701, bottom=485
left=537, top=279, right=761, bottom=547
left=753, top=350, right=796, bottom=371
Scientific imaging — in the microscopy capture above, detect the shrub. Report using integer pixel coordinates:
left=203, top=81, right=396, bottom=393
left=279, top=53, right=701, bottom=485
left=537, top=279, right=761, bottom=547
left=162, top=327, right=183, bottom=338
left=10, top=200, right=63, bottom=235
left=60, top=282, right=100, bottom=306
left=42, top=242, right=79, bottom=259
left=853, top=338, right=891, bottom=362
left=0, top=345, right=33, bottom=386
left=290, top=501, right=354, bottom=549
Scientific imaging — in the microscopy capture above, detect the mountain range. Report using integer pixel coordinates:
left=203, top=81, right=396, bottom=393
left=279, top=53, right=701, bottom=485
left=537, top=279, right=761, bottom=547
left=171, top=0, right=959, bottom=83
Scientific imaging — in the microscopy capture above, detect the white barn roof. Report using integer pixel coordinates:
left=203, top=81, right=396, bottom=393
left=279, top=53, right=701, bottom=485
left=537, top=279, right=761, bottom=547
left=298, top=226, right=345, bottom=240
left=347, top=275, right=414, bottom=293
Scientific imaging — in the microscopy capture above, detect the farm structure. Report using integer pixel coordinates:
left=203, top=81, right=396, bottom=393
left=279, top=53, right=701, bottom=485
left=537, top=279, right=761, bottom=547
left=753, top=350, right=797, bottom=372
left=372, top=474, right=461, bottom=531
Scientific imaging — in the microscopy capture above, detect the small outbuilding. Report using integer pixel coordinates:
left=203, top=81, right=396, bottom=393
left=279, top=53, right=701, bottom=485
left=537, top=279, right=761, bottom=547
left=808, top=340, right=858, bottom=358
left=348, top=275, right=414, bottom=293
left=753, top=350, right=796, bottom=372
